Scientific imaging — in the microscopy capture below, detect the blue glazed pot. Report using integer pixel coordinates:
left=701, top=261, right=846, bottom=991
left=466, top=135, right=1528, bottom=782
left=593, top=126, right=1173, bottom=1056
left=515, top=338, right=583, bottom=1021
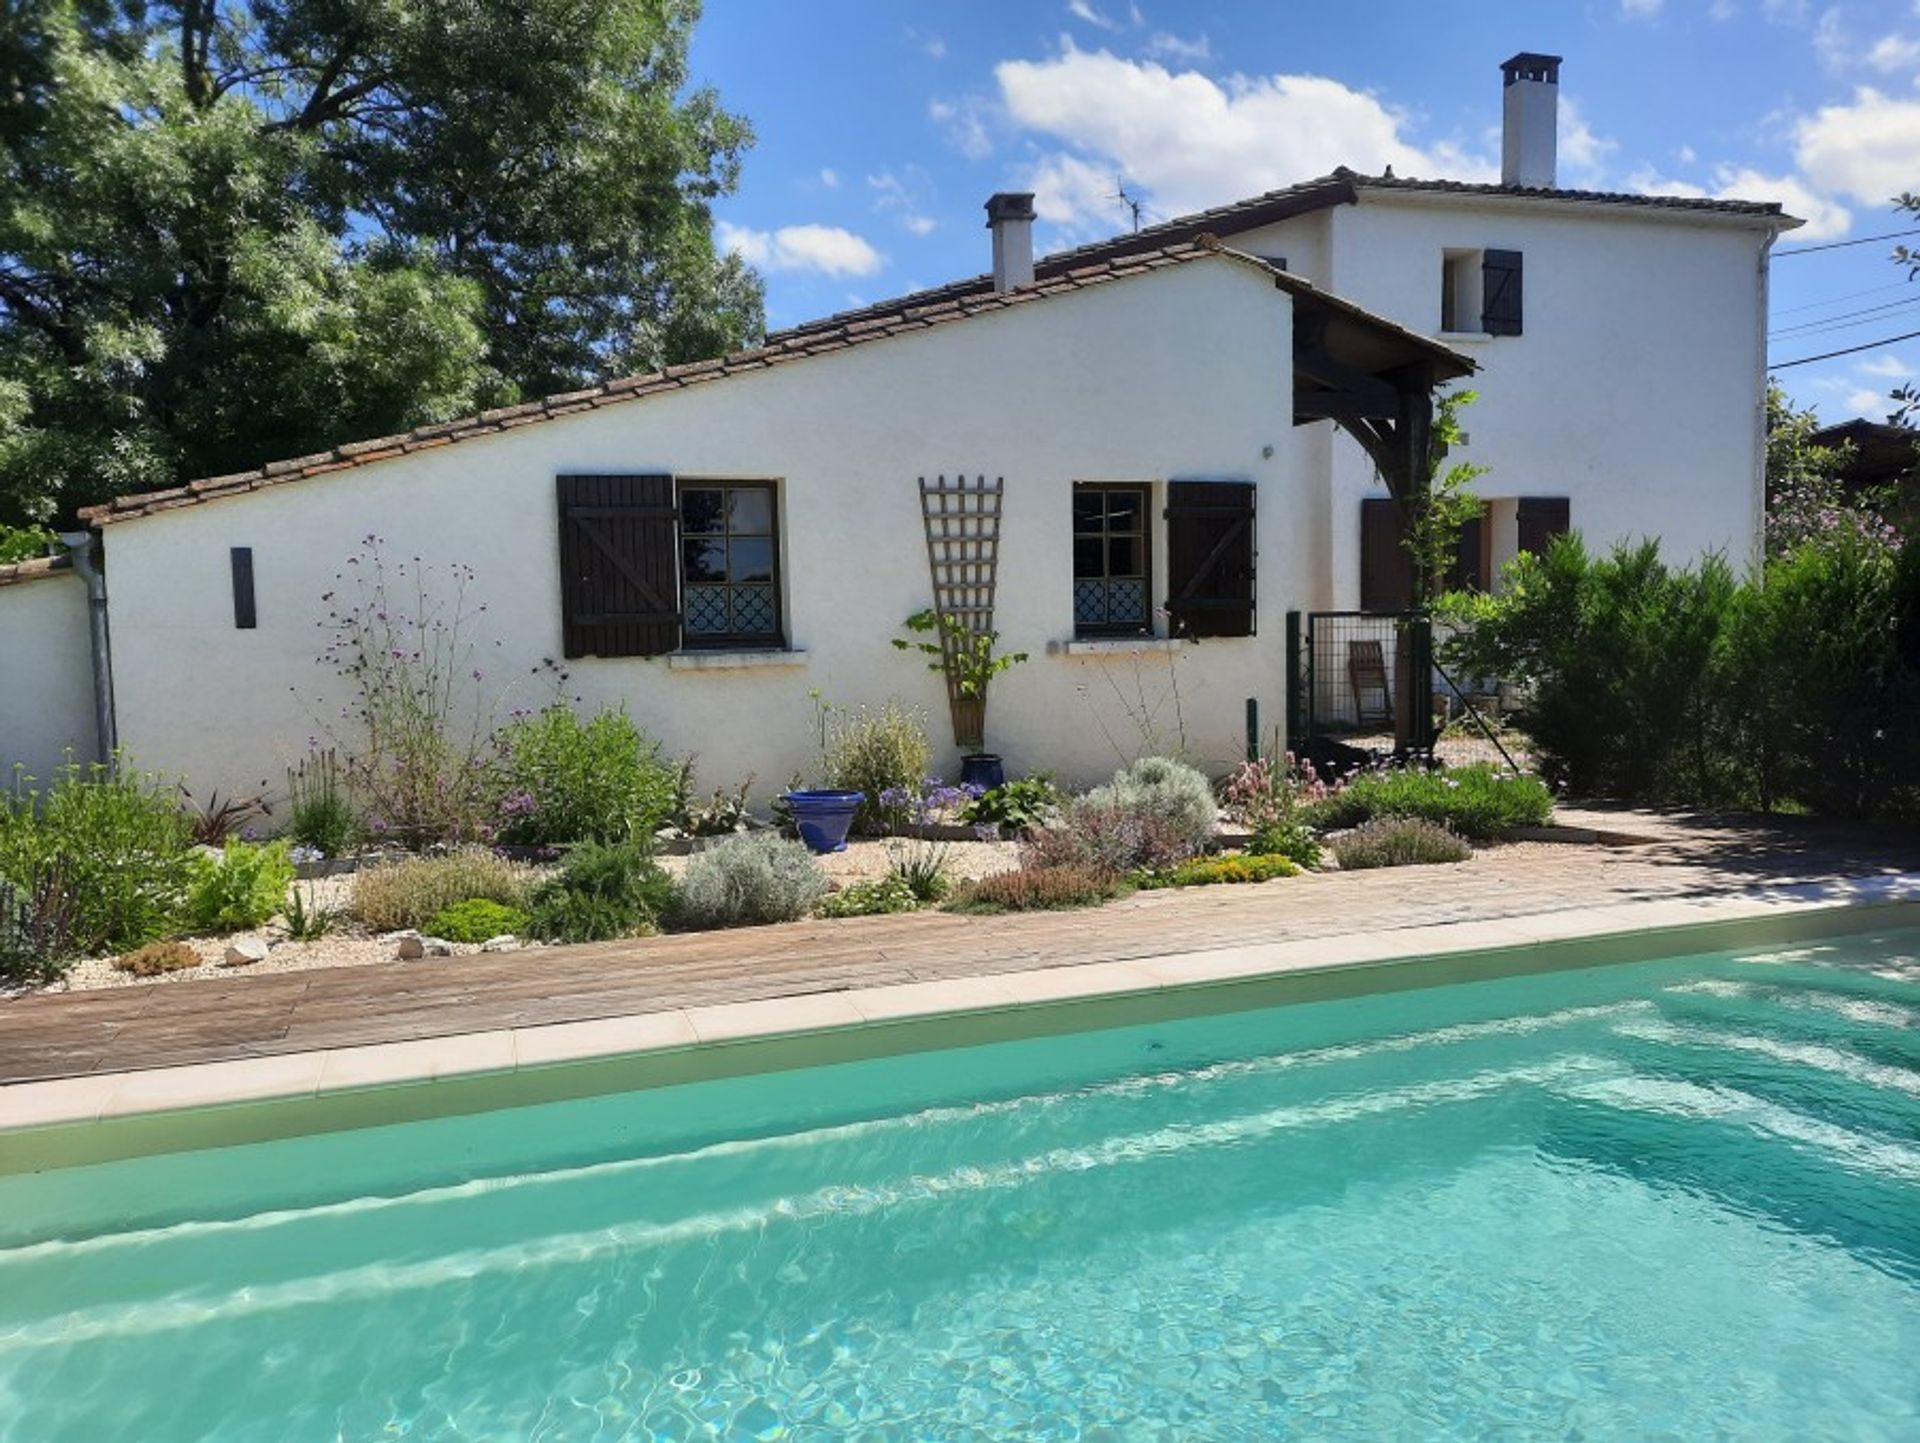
left=960, top=753, right=1006, bottom=792
left=782, top=789, right=865, bottom=853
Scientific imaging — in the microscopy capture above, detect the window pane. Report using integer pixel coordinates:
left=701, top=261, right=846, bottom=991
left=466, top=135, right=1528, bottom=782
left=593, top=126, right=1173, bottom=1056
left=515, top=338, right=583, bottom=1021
left=1073, top=537, right=1103, bottom=579
left=1105, top=489, right=1142, bottom=532
left=684, top=585, right=728, bottom=634
left=1107, top=578, right=1147, bottom=625
left=1072, top=490, right=1104, bottom=530
left=731, top=585, right=776, bottom=635
left=728, top=536, right=774, bottom=583
left=728, top=487, right=772, bottom=534
left=681, top=489, right=724, bottom=534
left=1107, top=536, right=1141, bottom=578
left=682, top=538, right=726, bottom=583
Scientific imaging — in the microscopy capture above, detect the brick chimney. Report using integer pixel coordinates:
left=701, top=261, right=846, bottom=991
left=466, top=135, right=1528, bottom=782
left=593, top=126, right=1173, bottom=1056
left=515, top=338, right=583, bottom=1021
left=985, top=192, right=1036, bottom=292
left=1500, top=53, right=1562, bottom=189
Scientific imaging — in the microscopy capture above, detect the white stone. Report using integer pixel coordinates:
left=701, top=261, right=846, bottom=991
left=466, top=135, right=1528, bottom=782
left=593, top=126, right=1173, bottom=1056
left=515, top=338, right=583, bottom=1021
left=420, top=937, right=454, bottom=957
left=222, top=936, right=270, bottom=967
left=480, top=934, right=520, bottom=953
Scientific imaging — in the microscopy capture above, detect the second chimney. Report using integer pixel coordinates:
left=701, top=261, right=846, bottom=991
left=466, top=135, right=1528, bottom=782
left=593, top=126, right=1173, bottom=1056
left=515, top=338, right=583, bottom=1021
left=1500, top=52, right=1561, bottom=189
left=986, top=192, right=1036, bottom=292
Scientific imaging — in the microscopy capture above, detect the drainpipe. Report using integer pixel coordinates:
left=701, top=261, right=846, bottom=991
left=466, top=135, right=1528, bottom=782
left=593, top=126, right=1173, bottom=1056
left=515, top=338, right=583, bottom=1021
left=55, top=529, right=116, bottom=767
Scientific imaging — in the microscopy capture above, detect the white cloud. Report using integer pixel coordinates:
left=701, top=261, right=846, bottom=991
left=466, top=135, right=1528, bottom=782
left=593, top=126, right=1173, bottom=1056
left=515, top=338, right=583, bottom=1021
left=1676, top=143, right=1698, bottom=164
left=1066, top=0, right=1122, bottom=31
left=868, top=167, right=940, bottom=238
left=1621, top=0, right=1664, bottom=17
left=1629, top=163, right=1852, bottom=239
left=1866, top=33, right=1920, bottom=72
left=1709, top=0, right=1737, bottom=19
left=1846, top=386, right=1892, bottom=413
left=818, top=168, right=840, bottom=189
left=1144, top=31, right=1212, bottom=64
left=715, top=222, right=884, bottom=278
left=1796, top=87, right=1920, bottom=203
left=1558, top=98, right=1618, bottom=184
left=905, top=27, right=946, bottom=60
left=903, top=215, right=937, bottom=237
left=994, top=42, right=1494, bottom=233
left=1859, top=352, right=1916, bottom=377
left=929, top=96, right=994, bottom=160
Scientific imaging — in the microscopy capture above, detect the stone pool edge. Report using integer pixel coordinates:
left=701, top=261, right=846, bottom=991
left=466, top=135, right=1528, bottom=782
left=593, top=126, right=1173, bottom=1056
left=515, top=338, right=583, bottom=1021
left=3, top=876, right=1917, bottom=1173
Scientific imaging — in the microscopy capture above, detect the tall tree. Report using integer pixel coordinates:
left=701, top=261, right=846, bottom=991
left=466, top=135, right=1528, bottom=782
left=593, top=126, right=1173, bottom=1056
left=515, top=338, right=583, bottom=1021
left=0, top=0, right=761, bottom=525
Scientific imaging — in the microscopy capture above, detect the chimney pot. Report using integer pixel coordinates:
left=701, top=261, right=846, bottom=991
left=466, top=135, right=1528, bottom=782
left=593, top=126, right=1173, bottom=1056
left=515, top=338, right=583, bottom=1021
left=985, top=192, right=1036, bottom=292
left=1500, top=51, right=1562, bottom=189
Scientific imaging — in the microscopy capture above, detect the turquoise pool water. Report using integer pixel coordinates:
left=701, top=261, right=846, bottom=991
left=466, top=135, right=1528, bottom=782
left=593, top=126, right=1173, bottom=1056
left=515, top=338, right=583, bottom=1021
left=2, top=928, right=1919, bottom=1440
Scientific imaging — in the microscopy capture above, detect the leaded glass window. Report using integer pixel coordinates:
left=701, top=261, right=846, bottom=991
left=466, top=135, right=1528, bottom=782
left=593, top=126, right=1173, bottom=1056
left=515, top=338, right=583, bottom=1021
left=679, top=482, right=781, bottom=647
left=1072, top=484, right=1150, bottom=635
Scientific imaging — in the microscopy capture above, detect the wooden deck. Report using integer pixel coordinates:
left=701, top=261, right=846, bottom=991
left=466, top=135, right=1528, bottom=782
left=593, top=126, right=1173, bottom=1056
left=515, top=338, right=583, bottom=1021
left=2, top=808, right=1914, bottom=1084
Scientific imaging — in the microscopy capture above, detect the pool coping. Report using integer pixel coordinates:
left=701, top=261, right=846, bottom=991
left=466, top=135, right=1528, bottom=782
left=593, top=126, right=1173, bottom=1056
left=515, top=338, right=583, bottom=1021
left=3, top=876, right=1917, bottom=1172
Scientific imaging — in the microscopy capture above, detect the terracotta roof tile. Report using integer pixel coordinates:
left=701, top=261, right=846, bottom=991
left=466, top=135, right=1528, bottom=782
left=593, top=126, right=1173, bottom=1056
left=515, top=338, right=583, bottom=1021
left=0, top=553, right=73, bottom=589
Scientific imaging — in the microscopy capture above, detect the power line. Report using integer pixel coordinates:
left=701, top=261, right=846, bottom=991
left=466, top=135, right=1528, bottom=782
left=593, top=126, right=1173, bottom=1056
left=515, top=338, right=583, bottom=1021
left=1772, top=280, right=1912, bottom=316
left=1770, top=327, right=1920, bottom=368
left=1774, top=226, right=1920, bottom=256
left=1769, top=295, right=1920, bottom=339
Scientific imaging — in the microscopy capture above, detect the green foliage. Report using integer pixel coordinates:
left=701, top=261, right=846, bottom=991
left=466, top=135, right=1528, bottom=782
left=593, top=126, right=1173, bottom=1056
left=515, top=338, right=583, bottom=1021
left=0, top=862, right=80, bottom=983
left=819, top=699, right=932, bottom=834
left=114, top=940, right=202, bottom=977
left=1764, top=386, right=1897, bottom=557
left=674, top=832, right=828, bottom=929
left=947, top=864, right=1124, bottom=914
left=425, top=898, right=531, bottom=944
left=527, top=841, right=675, bottom=943
left=817, top=876, right=920, bottom=918
left=1302, top=765, right=1552, bottom=841
left=675, top=766, right=756, bottom=837
left=1444, top=537, right=1738, bottom=801
left=283, top=882, right=336, bottom=942
left=1135, top=853, right=1301, bottom=889
left=287, top=751, right=358, bottom=856
left=1402, top=389, right=1489, bottom=605
left=186, top=840, right=295, bottom=932
left=1081, top=756, right=1219, bottom=856
left=0, top=524, right=54, bottom=564
left=1248, top=823, right=1323, bottom=870
left=1331, top=818, right=1473, bottom=870
left=886, top=839, right=954, bottom=902
left=0, top=1, right=760, bottom=526
left=1024, top=801, right=1196, bottom=875
left=496, top=705, right=678, bottom=846
left=893, top=609, right=1032, bottom=698
left=351, top=850, right=534, bottom=933
left=959, top=776, right=1062, bottom=835
left=0, top=759, right=197, bottom=954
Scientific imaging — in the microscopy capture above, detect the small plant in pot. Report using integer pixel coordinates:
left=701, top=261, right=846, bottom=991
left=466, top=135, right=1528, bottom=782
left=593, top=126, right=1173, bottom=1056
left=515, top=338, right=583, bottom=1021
left=893, top=608, right=1028, bottom=783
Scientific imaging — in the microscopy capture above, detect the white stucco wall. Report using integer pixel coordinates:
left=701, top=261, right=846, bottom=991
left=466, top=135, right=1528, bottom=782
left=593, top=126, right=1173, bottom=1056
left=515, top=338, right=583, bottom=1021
left=103, top=258, right=1309, bottom=804
left=1237, top=194, right=1774, bottom=606
left=0, top=569, right=96, bottom=785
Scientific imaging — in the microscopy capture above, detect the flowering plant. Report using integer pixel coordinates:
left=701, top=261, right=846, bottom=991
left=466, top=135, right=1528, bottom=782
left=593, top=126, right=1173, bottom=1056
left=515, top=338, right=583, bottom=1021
left=1221, top=752, right=1331, bottom=834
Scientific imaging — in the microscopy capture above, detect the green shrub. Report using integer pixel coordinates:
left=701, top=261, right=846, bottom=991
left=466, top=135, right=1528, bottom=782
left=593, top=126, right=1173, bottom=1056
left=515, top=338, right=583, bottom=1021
left=351, top=849, right=534, bottom=932
left=886, top=838, right=953, bottom=902
left=287, top=750, right=359, bottom=856
left=1331, top=817, right=1472, bottom=870
left=496, top=705, right=679, bottom=846
left=1135, top=853, right=1300, bottom=889
left=527, top=841, right=675, bottom=943
left=1302, top=764, right=1552, bottom=841
left=0, top=524, right=55, bottom=566
left=675, top=832, right=828, bottom=929
left=0, top=863, right=81, bottom=983
left=817, top=875, right=920, bottom=918
left=1024, top=799, right=1195, bottom=875
left=1082, top=756, right=1218, bottom=855
left=186, top=840, right=295, bottom=932
left=959, top=776, right=1062, bottom=835
left=821, top=699, right=932, bottom=833
left=114, top=940, right=202, bottom=977
left=1247, top=823, right=1323, bottom=870
left=283, top=882, right=336, bottom=941
left=947, top=863, right=1123, bottom=913
left=0, top=759, right=197, bottom=955
left=425, top=898, right=531, bottom=943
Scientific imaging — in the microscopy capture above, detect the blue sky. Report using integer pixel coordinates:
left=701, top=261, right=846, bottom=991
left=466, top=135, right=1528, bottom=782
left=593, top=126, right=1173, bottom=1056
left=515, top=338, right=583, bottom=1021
left=690, top=0, right=1920, bottom=424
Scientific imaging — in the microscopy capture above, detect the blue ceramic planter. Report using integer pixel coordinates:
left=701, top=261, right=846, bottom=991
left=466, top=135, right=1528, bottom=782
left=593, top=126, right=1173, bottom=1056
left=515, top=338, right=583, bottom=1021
left=783, top=789, right=865, bottom=853
left=959, top=753, right=1005, bottom=792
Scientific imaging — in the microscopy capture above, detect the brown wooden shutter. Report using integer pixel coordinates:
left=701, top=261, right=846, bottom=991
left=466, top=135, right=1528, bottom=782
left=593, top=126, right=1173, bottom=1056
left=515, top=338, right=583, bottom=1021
left=1481, top=249, right=1523, bottom=336
left=557, top=474, right=680, bottom=659
left=1164, top=480, right=1255, bottom=638
left=1360, top=497, right=1413, bottom=613
left=1516, top=496, right=1570, bottom=558
left=1449, top=504, right=1487, bottom=592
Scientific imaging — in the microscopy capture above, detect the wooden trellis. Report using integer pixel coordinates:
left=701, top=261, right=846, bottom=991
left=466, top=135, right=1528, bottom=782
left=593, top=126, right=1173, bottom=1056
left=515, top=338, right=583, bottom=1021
left=917, top=474, right=1004, bottom=750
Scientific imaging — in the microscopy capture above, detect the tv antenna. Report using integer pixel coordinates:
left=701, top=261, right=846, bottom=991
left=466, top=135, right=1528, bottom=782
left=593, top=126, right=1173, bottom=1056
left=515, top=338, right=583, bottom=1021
left=1113, top=177, right=1146, bottom=233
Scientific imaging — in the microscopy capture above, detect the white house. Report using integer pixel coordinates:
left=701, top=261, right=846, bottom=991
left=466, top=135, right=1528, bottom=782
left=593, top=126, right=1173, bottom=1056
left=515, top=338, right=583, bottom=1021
left=1, top=53, right=1797, bottom=803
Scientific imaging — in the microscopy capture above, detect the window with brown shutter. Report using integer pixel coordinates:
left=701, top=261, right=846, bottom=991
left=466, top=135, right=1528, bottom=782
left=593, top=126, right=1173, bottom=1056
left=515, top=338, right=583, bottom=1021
left=1516, top=496, right=1570, bottom=558
left=1481, top=250, right=1523, bottom=336
left=558, top=474, right=681, bottom=659
left=1360, top=497, right=1413, bottom=613
left=1073, top=483, right=1151, bottom=636
left=1164, top=480, right=1255, bottom=638
left=678, top=482, right=782, bottom=648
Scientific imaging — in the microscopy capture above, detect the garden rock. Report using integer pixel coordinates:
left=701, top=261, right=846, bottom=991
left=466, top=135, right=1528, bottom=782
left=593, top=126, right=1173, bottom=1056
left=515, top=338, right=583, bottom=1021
left=419, top=937, right=454, bottom=957
left=393, top=931, right=424, bottom=960
left=480, top=935, right=520, bottom=953
left=222, top=937, right=270, bottom=968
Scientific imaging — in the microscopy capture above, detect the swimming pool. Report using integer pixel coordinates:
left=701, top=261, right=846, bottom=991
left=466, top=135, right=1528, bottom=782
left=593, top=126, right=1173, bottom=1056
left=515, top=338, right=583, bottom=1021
left=2, top=925, right=1917, bottom=1440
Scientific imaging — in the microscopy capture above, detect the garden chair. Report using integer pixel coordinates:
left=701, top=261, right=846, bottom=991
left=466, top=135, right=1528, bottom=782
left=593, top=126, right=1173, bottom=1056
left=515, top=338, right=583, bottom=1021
left=1348, top=639, right=1394, bottom=727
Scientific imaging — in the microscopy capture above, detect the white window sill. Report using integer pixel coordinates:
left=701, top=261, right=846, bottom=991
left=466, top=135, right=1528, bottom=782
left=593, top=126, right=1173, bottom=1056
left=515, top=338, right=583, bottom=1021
left=1056, top=637, right=1188, bottom=656
left=1437, top=330, right=1494, bottom=343
left=667, top=648, right=809, bottom=671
